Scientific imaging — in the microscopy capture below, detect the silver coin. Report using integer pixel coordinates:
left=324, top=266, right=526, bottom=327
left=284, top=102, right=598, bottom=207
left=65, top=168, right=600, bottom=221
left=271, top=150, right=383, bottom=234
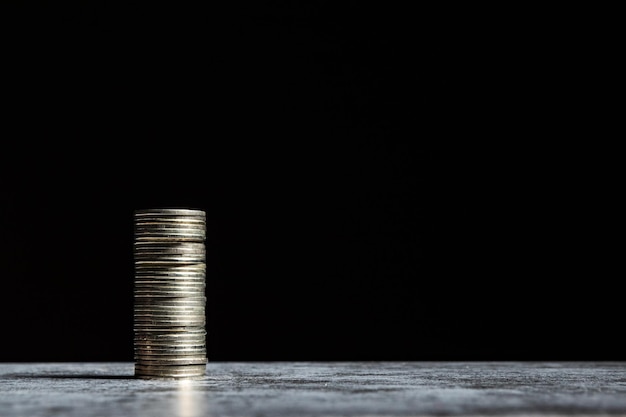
left=135, top=354, right=207, bottom=361
left=133, top=288, right=206, bottom=293
left=134, top=300, right=206, bottom=307
left=133, top=329, right=205, bottom=334
left=135, top=358, right=207, bottom=364
left=135, top=362, right=207, bottom=370
left=134, top=287, right=206, bottom=294
left=134, top=218, right=206, bottom=226
left=133, top=287, right=204, bottom=291
left=134, top=275, right=205, bottom=281
left=134, top=220, right=206, bottom=225
left=134, top=363, right=207, bottom=372
left=134, top=258, right=206, bottom=264
left=135, top=272, right=205, bottom=278
left=133, top=280, right=205, bottom=286
left=135, top=216, right=205, bottom=224
left=135, top=346, right=206, bottom=351
left=134, top=346, right=206, bottom=353
left=134, top=279, right=205, bottom=284
left=134, top=317, right=205, bottom=323
left=133, top=315, right=205, bottom=322
left=133, top=316, right=205, bottom=323
left=134, top=237, right=205, bottom=243
left=134, top=342, right=206, bottom=348
left=134, top=223, right=205, bottom=231
left=134, top=289, right=206, bottom=294
left=134, top=304, right=206, bottom=310
left=134, top=240, right=205, bottom=247
left=134, top=254, right=206, bottom=262
left=134, top=345, right=206, bottom=351
left=134, top=329, right=206, bottom=335
left=134, top=326, right=206, bottom=334
left=133, top=341, right=206, bottom=347
left=134, top=313, right=205, bottom=320
left=133, top=287, right=204, bottom=292
left=134, top=280, right=206, bottom=285
left=134, top=265, right=206, bottom=272
left=135, top=211, right=205, bottom=217
left=134, top=346, right=206, bottom=359
left=133, top=226, right=206, bottom=234
left=134, top=284, right=206, bottom=291
left=134, top=228, right=205, bottom=236
left=135, top=359, right=208, bottom=366
left=134, top=308, right=205, bottom=314
left=134, top=301, right=205, bottom=306
left=134, top=274, right=205, bottom=281
left=134, top=363, right=206, bottom=373
left=134, top=366, right=206, bottom=379
left=133, top=249, right=205, bottom=254
left=134, top=278, right=206, bottom=285
left=134, top=343, right=206, bottom=349
left=134, top=229, right=205, bottom=235
left=133, top=272, right=205, bottom=279
left=134, top=242, right=205, bottom=252
left=134, top=332, right=206, bottom=337
left=134, top=230, right=206, bottom=237
left=134, top=308, right=205, bottom=313
left=134, top=374, right=205, bottom=380
left=133, top=339, right=206, bottom=346
left=134, top=216, right=205, bottom=223
left=134, top=314, right=205, bottom=320
left=134, top=334, right=206, bottom=340
left=133, top=276, right=207, bottom=286
left=134, top=284, right=205, bottom=289
left=135, top=264, right=206, bottom=272
left=134, top=228, right=205, bottom=233
left=134, top=336, right=206, bottom=344
left=133, top=250, right=205, bottom=255
left=135, top=359, right=207, bottom=367
left=133, top=327, right=205, bottom=332
left=133, top=312, right=206, bottom=327
left=135, top=262, right=206, bottom=272
left=134, top=230, right=205, bottom=236
left=135, top=329, right=207, bottom=334
left=134, top=208, right=206, bottom=217
left=134, top=256, right=206, bottom=263
left=133, top=316, right=206, bottom=323
left=133, top=348, right=207, bottom=359
left=134, top=322, right=206, bottom=328
left=134, top=302, right=205, bottom=307
left=133, top=294, right=205, bottom=300
left=135, top=355, right=207, bottom=362
left=134, top=305, right=205, bottom=310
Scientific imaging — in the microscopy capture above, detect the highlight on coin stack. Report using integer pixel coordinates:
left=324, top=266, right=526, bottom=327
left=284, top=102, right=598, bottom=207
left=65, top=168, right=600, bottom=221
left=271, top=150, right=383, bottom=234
left=133, top=208, right=207, bottom=379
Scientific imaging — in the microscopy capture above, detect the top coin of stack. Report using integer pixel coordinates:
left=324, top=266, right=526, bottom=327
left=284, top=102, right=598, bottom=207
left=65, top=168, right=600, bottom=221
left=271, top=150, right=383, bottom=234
left=133, top=208, right=208, bottom=379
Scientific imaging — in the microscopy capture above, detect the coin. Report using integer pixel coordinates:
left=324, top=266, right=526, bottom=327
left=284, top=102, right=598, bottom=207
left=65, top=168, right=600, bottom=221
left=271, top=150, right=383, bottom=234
left=134, top=364, right=207, bottom=379
left=133, top=208, right=207, bottom=379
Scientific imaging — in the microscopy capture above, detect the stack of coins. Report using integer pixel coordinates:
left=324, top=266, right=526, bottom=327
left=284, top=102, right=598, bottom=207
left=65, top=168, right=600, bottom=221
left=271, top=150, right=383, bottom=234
left=133, top=208, right=207, bottom=379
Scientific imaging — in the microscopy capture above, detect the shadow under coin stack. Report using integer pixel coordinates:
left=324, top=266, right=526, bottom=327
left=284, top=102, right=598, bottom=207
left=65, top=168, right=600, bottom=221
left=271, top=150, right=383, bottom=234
left=133, top=208, right=207, bottom=379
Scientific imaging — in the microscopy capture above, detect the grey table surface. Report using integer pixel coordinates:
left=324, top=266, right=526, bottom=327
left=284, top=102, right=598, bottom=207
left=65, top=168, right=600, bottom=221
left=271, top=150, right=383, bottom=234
left=1, top=362, right=626, bottom=417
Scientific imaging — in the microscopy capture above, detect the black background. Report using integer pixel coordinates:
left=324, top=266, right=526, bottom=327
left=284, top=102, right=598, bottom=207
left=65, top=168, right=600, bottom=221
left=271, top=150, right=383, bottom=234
left=1, top=2, right=619, bottom=362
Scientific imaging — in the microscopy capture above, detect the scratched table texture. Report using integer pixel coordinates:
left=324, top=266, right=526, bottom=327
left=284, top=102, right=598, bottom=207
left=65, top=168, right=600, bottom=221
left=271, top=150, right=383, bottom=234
left=1, top=362, right=626, bottom=416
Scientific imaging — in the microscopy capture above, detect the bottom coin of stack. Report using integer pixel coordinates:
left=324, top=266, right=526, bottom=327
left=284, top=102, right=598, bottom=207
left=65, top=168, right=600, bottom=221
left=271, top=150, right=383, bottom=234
left=133, top=208, right=207, bottom=379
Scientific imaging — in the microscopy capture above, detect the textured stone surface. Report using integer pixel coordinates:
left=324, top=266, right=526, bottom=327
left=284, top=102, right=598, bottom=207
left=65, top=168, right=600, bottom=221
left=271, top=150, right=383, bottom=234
left=1, top=362, right=626, bottom=416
